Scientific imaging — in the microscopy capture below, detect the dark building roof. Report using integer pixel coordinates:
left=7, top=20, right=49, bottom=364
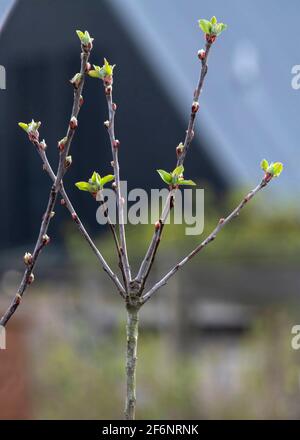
left=0, top=0, right=225, bottom=248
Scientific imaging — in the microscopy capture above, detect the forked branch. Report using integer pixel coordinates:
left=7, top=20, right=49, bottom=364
left=141, top=177, right=272, bottom=304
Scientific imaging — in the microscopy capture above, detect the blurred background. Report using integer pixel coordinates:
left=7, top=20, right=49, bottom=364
left=0, top=0, right=300, bottom=419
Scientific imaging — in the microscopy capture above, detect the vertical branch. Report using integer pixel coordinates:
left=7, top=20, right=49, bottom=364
left=105, top=92, right=132, bottom=287
left=98, top=191, right=128, bottom=287
left=125, top=304, right=139, bottom=420
left=136, top=41, right=212, bottom=287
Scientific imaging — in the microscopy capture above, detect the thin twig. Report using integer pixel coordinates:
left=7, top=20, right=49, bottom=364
left=105, top=92, right=131, bottom=288
left=141, top=179, right=268, bottom=304
left=97, top=191, right=128, bottom=289
left=136, top=41, right=212, bottom=287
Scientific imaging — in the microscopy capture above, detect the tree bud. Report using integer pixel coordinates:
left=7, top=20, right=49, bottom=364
left=155, top=221, right=161, bottom=231
left=198, top=49, right=206, bottom=60
left=42, top=234, right=50, bottom=245
left=28, top=273, right=35, bottom=285
left=58, top=137, right=67, bottom=151
left=192, top=101, right=199, bottom=113
left=69, top=116, right=78, bottom=129
left=39, top=139, right=47, bottom=150
left=105, top=85, right=112, bottom=95
left=23, top=252, right=33, bottom=265
left=64, top=156, right=72, bottom=168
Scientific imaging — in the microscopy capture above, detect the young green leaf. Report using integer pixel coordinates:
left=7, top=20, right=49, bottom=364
left=172, top=165, right=184, bottom=177
left=198, top=19, right=212, bottom=34
left=100, top=174, right=115, bottom=187
left=199, top=17, right=227, bottom=36
left=216, top=23, right=227, bottom=35
left=88, top=69, right=101, bottom=79
left=76, top=30, right=85, bottom=41
left=178, top=179, right=196, bottom=186
left=75, top=181, right=92, bottom=192
left=157, top=169, right=172, bottom=185
left=18, top=122, right=29, bottom=132
left=271, top=162, right=283, bottom=177
left=90, top=171, right=102, bottom=186
left=103, top=58, right=115, bottom=77
left=260, top=159, right=269, bottom=172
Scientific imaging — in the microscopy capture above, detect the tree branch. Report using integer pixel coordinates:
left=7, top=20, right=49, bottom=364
left=105, top=91, right=132, bottom=288
left=42, top=150, right=126, bottom=295
left=0, top=41, right=92, bottom=326
left=136, top=41, right=212, bottom=287
left=141, top=178, right=269, bottom=304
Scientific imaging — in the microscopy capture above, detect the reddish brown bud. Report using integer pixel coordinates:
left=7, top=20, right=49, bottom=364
left=60, top=198, right=66, bottom=206
left=85, top=62, right=91, bottom=73
left=176, top=143, right=184, bottom=157
left=192, top=101, right=199, bottom=113
left=72, top=212, right=78, bottom=222
left=28, top=273, right=35, bottom=285
left=79, top=95, right=84, bottom=107
left=104, top=75, right=113, bottom=86
left=206, top=34, right=216, bottom=44
left=263, top=172, right=273, bottom=183
left=105, top=85, right=112, bottom=95
left=219, top=218, right=225, bottom=225
left=155, top=221, right=161, bottom=231
left=112, top=102, right=117, bottom=111
left=15, top=293, right=22, bottom=304
left=69, top=116, right=78, bottom=130
left=42, top=234, right=50, bottom=245
left=58, top=137, right=67, bottom=151
left=198, top=49, right=206, bottom=60
left=113, top=139, right=120, bottom=149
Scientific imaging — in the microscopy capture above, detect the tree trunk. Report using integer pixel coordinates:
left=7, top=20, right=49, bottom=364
left=124, top=304, right=139, bottom=420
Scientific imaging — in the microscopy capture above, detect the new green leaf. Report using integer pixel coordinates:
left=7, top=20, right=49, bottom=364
left=18, top=122, right=29, bottom=132
left=157, top=169, right=172, bottom=185
left=75, top=181, right=92, bottom=192
left=198, top=19, right=212, bottom=34
left=178, top=179, right=196, bottom=186
left=100, top=174, right=115, bottom=186
left=172, top=165, right=184, bottom=177
left=260, top=159, right=269, bottom=172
